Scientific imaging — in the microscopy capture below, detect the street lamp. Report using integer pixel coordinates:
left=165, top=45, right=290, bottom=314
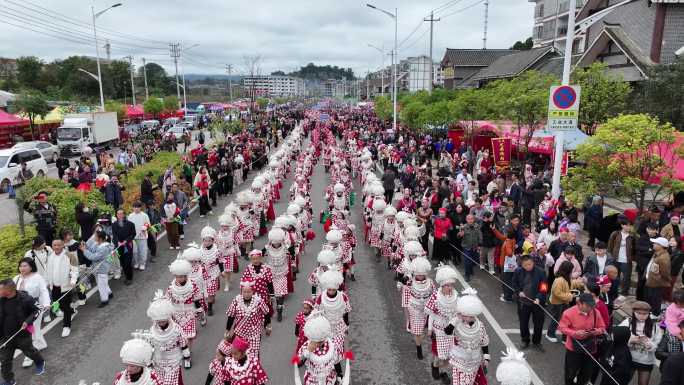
left=92, top=3, right=122, bottom=112
left=180, top=44, right=200, bottom=115
left=367, top=3, right=397, bottom=133
left=368, top=43, right=385, bottom=97
left=550, top=0, right=636, bottom=198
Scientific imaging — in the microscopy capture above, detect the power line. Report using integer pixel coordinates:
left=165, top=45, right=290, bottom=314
left=433, top=0, right=468, bottom=16
left=399, top=25, right=430, bottom=52
left=7, top=0, right=171, bottom=46
left=397, top=21, right=425, bottom=49
left=439, top=0, right=487, bottom=19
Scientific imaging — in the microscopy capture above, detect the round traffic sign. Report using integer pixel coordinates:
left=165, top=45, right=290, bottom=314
left=552, top=86, right=577, bottom=109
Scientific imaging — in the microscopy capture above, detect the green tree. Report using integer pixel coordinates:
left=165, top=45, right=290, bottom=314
left=105, top=100, right=127, bottom=121
left=163, top=95, right=179, bottom=112
left=420, top=100, right=452, bottom=130
left=256, top=98, right=269, bottom=110
left=572, top=62, right=631, bottom=134
left=510, top=37, right=534, bottom=50
left=15, top=56, right=44, bottom=91
left=10, top=92, right=50, bottom=140
left=143, top=98, right=164, bottom=117
left=374, top=95, right=392, bottom=122
left=399, top=100, right=426, bottom=131
left=632, top=57, right=684, bottom=131
left=563, top=114, right=684, bottom=213
left=106, top=60, right=133, bottom=101
left=139, top=62, right=174, bottom=96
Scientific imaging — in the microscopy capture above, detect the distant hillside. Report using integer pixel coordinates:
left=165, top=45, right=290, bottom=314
left=288, top=63, right=355, bottom=80
left=185, top=74, right=242, bottom=82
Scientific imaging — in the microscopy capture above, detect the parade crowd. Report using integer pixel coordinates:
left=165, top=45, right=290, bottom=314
left=0, top=102, right=682, bottom=385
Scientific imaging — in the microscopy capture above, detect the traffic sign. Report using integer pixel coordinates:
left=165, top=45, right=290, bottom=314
left=548, top=85, right=581, bottom=131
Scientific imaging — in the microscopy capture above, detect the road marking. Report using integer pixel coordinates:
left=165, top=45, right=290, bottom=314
left=452, top=268, right=545, bottom=385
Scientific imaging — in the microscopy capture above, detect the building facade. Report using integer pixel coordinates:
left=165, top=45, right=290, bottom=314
left=530, top=0, right=586, bottom=53
left=241, top=75, right=305, bottom=97
left=440, top=48, right=517, bottom=89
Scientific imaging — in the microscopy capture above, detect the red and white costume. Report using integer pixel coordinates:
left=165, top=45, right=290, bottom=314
left=296, top=315, right=343, bottom=385
left=405, top=258, right=435, bottom=336
left=241, top=255, right=274, bottom=315
left=200, top=226, right=221, bottom=297
left=447, top=289, right=489, bottom=385
left=264, top=229, right=292, bottom=297
left=315, top=270, right=351, bottom=358
left=380, top=207, right=398, bottom=260
left=221, top=337, right=269, bottom=385
left=235, top=191, right=256, bottom=244
left=167, top=259, right=202, bottom=339
left=368, top=199, right=387, bottom=248
left=425, top=267, right=460, bottom=361
left=226, top=280, right=270, bottom=358
left=217, top=212, right=240, bottom=275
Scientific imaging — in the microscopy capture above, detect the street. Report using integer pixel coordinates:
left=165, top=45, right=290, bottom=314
left=11, top=137, right=587, bottom=385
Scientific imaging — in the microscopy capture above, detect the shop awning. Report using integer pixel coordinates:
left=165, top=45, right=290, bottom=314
left=0, top=109, right=29, bottom=127
left=126, top=104, right=145, bottom=118
left=18, top=106, right=64, bottom=125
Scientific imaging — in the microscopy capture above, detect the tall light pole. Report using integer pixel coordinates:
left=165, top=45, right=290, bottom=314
left=367, top=43, right=385, bottom=97
left=551, top=0, right=635, bottom=198
left=179, top=44, right=199, bottom=115
left=367, top=3, right=397, bottom=132
left=91, top=3, right=122, bottom=112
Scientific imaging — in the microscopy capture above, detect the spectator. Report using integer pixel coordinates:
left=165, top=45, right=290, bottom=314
left=163, top=192, right=181, bottom=250
left=664, top=289, right=684, bottom=338
left=432, top=208, right=452, bottom=263
left=381, top=166, right=396, bottom=203
left=104, top=175, right=124, bottom=210
left=23, top=235, right=51, bottom=282
left=508, top=174, right=522, bottom=214
left=512, top=254, right=547, bottom=351
left=127, top=202, right=151, bottom=271
left=601, top=326, right=633, bottom=385
left=619, top=301, right=661, bottom=385
left=559, top=292, right=606, bottom=385
left=81, top=230, right=114, bottom=307
left=566, top=231, right=584, bottom=265
left=195, top=168, right=212, bottom=217
left=554, top=247, right=582, bottom=280
left=171, top=183, right=189, bottom=240
left=111, top=209, right=136, bottom=285
left=13, top=258, right=50, bottom=368
left=23, top=192, right=57, bottom=246
left=46, top=239, right=78, bottom=338
left=75, top=202, right=98, bottom=242
left=645, top=237, right=672, bottom=316
left=480, top=211, right=499, bottom=274
left=16, top=161, right=33, bottom=185
left=549, top=228, right=571, bottom=261
left=0, top=279, right=46, bottom=383
left=583, top=241, right=615, bottom=280
left=458, top=214, right=481, bottom=282
left=636, top=223, right=659, bottom=300
left=607, top=218, right=635, bottom=296
left=656, top=320, right=684, bottom=370
left=659, top=351, right=684, bottom=385
left=585, top=196, right=604, bottom=249
left=547, top=260, right=576, bottom=343
left=140, top=171, right=155, bottom=207
left=55, top=156, right=70, bottom=180
left=538, top=220, right=560, bottom=249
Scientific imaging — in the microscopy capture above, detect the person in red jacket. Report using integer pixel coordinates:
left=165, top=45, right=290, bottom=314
left=432, top=208, right=453, bottom=263
left=194, top=168, right=211, bottom=217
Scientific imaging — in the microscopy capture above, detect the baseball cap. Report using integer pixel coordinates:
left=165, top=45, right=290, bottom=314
left=650, top=237, right=669, bottom=247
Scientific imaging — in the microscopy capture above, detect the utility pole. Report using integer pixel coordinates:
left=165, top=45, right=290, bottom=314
left=366, top=70, right=370, bottom=100
left=169, top=43, right=181, bottom=107
left=424, top=11, right=440, bottom=92
left=226, top=64, right=233, bottom=101
left=142, top=57, right=149, bottom=101
left=104, top=39, right=111, bottom=61
left=483, top=0, right=490, bottom=49
left=125, top=55, right=136, bottom=106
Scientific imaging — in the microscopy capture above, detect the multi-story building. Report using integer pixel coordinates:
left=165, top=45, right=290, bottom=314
left=321, top=79, right=347, bottom=98
left=530, top=0, right=586, bottom=53
left=241, top=75, right=305, bottom=97
left=406, top=56, right=433, bottom=92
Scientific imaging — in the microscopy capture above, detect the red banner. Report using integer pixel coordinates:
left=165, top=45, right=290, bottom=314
left=491, top=138, right=512, bottom=170
left=551, top=150, right=570, bottom=176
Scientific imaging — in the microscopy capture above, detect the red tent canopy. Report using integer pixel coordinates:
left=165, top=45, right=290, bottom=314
left=126, top=104, right=145, bottom=119
left=649, top=132, right=684, bottom=183
left=0, top=109, right=29, bottom=127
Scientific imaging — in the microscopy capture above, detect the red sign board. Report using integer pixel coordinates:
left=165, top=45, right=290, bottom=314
left=491, top=138, right=512, bottom=170
left=552, top=150, right=570, bottom=175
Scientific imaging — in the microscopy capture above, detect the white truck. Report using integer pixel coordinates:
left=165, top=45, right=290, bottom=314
left=57, top=112, right=119, bottom=155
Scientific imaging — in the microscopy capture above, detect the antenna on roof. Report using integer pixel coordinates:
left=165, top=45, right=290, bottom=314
left=482, top=0, right=489, bottom=49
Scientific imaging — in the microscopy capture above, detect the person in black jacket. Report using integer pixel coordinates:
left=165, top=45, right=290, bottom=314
left=75, top=202, right=98, bottom=242
left=480, top=211, right=499, bottom=274
left=23, top=192, right=57, bottom=246
left=659, top=351, right=684, bottom=385
left=0, top=279, right=45, bottom=382
left=111, top=209, right=136, bottom=285
left=600, top=326, right=633, bottom=385
left=55, top=156, right=70, bottom=180
left=512, top=255, right=547, bottom=351
left=635, top=223, right=658, bottom=300
left=104, top=176, right=124, bottom=210
left=509, top=174, right=522, bottom=214
left=140, top=172, right=155, bottom=207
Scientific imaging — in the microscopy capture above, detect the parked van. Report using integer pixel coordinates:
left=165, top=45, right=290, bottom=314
left=0, top=147, right=48, bottom=192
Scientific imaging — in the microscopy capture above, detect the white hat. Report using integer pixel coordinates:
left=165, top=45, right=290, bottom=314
left=224, top=203, right=238, bottom=216
left=372, top=199, right=387, bottom=211
left=120, top=338, right=153, bottom=367
left=457, top=288, right=483, bottom=317
left=396, top=211, right=410, bottom=223
left=319, top=270, right=344, bottom=290
left=326, top=229, right=343, bottom=243
left=268, top=228, right=286, bottom=243
left=383, top=206, right=397, bottom=216
left=404, top=226, right=420, bottom=240
left=169, top=259, right=192, bottom=276
left=410, top=257, right=432, bottom=275
left=182, top=243, right=202, bottom=262
left=294, top=196, right=306, bottom=207
left=496, top=347, right=531, bottom=385
left=284, top=215, right=298, bottom=227
left=268, top=160, right=279, bottom=168
left=333, top=183, right=345, bottom=193
left=251, top=177, right=264, bottom=190
left=371, top=185, right=385, bottom=197
left=317, top=249, right=337, bottom=265
left=273, top=216, right=289, bottom=229
left=403, top=241, right=424, bottom=257
left=146, top=290, right=174, bottom=321
left=218, top=214, right=236, bottom=227
left=234, top=154, right=244, bottom=164
left=200, top=226, right=216, bottom=239
left=403, top=218, right=418, bottom=229
left=236, top=191, right=251, bottom=206
left=303, top=313, right=332, bottom=342
left=435, top=265, right=458, bottom=286
left=650, top=237, right=669, bottom=247
left=287, top=203, right=301, bottom=216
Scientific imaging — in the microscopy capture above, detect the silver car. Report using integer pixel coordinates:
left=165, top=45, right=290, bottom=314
left=12, top=141, right=59, bottom=163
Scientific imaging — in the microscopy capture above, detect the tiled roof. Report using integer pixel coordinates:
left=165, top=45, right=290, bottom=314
left=472, top=47, right=555, bottom=81
left=441, top=48, right=518, bottom=67
left=576, top=24, right=655, bottom=77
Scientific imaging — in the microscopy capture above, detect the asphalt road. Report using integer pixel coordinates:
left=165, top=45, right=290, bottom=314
left=11, top=135, right=650, bottom=385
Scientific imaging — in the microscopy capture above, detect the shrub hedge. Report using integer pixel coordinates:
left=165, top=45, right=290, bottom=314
left=0, top=225, right=37, bottom=280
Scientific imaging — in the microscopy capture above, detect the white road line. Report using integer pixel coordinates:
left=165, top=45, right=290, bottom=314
left=453, top=268, right=546, bottom=385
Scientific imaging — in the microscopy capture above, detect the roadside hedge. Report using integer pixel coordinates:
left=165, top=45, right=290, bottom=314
left=0, top=225, right=37, bottom=280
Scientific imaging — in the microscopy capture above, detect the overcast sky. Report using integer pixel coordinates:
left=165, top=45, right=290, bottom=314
left=0, top=0, right=534, bottom=77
